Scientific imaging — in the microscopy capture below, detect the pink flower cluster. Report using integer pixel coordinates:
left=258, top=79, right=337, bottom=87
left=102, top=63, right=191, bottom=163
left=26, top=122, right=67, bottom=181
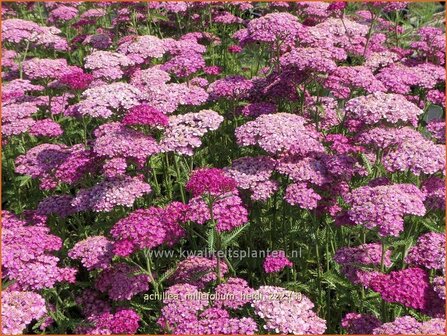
left=235, top=113, right=324, bottom=156
left=1, top=290, right=47, bottom=335
left=160, top=110, right=224, bottom=156
left=370, top=267, right=443, bottom=315
left=334, top=243, right=392, bottom=287
left=72, top=175, right=151, bottom=212
left=186, top=168, right=237, bottom=197
left=252, top=286, right=327, bottom=334
left=68, top=236, right=114, bottom=270
left=372, top=316, right=445, bottom=335
left=2, top=211, right=77, bottom=290
left=263, top=250, right=293, bottom=273
left=111, top=203, right=188, bottom=256
left=95, top=263, right=149, bottom=301
left=341, top=313, right=381, bottom=334
left=405, top=232, right=445, bottom=270
left=224, top=156, right=278, bottom=201
left=187, top=193, right=249, bottom=232
left=122, top=104, right=169, bottom=127
left=345, top=184, right=426, bottom=236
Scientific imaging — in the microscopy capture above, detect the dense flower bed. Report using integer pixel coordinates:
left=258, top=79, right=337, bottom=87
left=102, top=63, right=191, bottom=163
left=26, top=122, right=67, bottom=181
left=1, top=1, right=446, bottom=335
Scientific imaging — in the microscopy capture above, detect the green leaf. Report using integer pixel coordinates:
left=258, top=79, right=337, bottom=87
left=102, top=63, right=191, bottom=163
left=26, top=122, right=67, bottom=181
left=221, top=223, right=250, bottom=247
left=149, top=13, right=170, bottom=22
left=158, top=267, right=176, bottom=283
left=360, top=153, right=373, bottom=175
left=18, top=175, right=32, bottom=187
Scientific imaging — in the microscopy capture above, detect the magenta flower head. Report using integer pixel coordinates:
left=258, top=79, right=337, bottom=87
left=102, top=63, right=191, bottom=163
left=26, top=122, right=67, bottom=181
left=186, top=168, right=237, bottom=197
left=370, top=267, right=444, bottom=315
left=228, top=45, right=242, bottom=53
left=59, top=71, right=93, bottom=90
left=263, top=250, right=293, bottom=273
left=204, top=65, right=221, bottom=75
left=328, top=2, right=347, bottom=11
left=108, top=309, right=140, bottom=334
left=122, top=104, right=169, bottom=128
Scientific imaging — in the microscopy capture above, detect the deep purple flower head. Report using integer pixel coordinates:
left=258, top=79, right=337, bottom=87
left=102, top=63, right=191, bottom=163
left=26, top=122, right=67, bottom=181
left=341, top=313, right=381, bottom=334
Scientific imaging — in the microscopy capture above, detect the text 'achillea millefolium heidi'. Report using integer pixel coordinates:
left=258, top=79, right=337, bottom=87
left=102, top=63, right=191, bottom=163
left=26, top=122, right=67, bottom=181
left=1, top=1, right=446, bottom=335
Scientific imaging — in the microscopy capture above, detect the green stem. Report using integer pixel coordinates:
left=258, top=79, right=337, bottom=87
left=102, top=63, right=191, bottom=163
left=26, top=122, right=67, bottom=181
left=19, top=40, right=30, bottom=79
left=173, top=154, right=186, bottom=203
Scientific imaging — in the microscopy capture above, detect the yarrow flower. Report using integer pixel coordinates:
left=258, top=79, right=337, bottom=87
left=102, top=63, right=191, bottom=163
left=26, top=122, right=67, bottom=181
left=48, top=5, right=78, bottom=23
left=75, top=289, right=141, bottom=334
left=426, top=119, right=446, bottom=143
left=186, top=168, right=237, bottom=196
left=2, top=211, right=77, bottom=290
left=235, top=113, right=324, bottom=156
left=77, top=82, right=143, bottom=118
left=334, top=243, right=392, bottom=287
left=160, top=110, right=224, bottom=156
left=372, top=316, right=445, bottom=335
left=111, top=203, right=188, bottom=256
left=382, top=135, right=445, bottom=176
left=284, top=183, right=322, bottom=210
left=158, top=283, right=257, bottom=334
left=325, top=66, right=386, bottom=99
left=280, top=47, right=340, bottom=73
left=68, top=236, right=114, bottom=270
left=118, top=35, right=167, bottom=63
left=187, top=192, right=249, bottom=232
left=263, top=250, right=293, bottom=273
left=95, top=263, right=149, bottom=301
left=405, top=232, right=445, bottom=270
left=2, top=19, right=68, bottom=50
left=214, top=278, right=254, bottom=309
left=238, top=102, right=277, bottom=118
left=207, top=75, right=254, bottom=100
left=224, top=156, right=278, bottom=201
left=28, top=119, right=63, bottom=138
left=370, top=267, right=443, bottom=314
left=37, top=195, right=77, bottom=218
left=345, top=184, right=426, bottom=236
left=345, top=92, right=424, bottom=127
left=92, top=122, right=160, bottom=160
left=421, top=177, right=445, bottom=210
left=84, top=50, right=135, bottom=80
left=432, top=276, right=446, bottom=301
left=122, top=104, right=168, bottom=128
left=15, top=143, right=95, bottom=190
left=71, top=175, right=151, bottom=212
left=341, top=313, right=381, bottom=334
left=1, top=291, right=47, bottom=335
left=243, top=12, right=305, bottom=45
left=252, top=286, right=326, bottom=334
left=23, top=57, right=78, bottom=80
